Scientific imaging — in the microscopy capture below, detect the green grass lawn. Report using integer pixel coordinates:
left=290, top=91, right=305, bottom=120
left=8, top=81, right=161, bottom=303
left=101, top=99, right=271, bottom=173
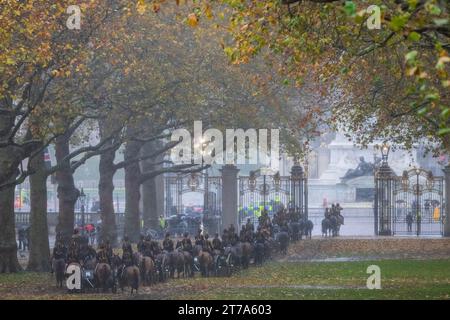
left=169, top=259, right=450, bottom=300
left=1, top=259, right=449, bottom=299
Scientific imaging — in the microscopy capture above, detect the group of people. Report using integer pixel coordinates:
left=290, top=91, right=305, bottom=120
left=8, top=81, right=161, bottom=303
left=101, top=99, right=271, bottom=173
left=324, top=203, right=344, bottom=221
left=17, top=226, right=30, bottom=251
left=50, top=206, right=309, bottom=290
left=52, top=229, right=112, bottom=268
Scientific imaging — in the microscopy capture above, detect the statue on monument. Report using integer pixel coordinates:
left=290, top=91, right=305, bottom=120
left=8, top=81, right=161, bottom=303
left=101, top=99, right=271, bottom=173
left=341, top=156, right=376, bottom=180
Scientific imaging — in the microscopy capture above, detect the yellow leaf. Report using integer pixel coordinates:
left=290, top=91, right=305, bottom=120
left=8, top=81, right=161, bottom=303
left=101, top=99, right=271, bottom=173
left=152, top=3, right=160, bottom=13
left=187, top=13, right=198, bottom=27
left=6, top=57, right=15, bottom=65
left=136, top=0, right=147, bottom=15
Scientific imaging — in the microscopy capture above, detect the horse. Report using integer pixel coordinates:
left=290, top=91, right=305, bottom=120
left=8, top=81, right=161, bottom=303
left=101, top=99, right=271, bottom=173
left=52, top=258, right=66, bottom=288
left=275, top=231, right=289, bottom=255
left=321, top=218, right=332, bottom=237
left=155, top=252, right=170, bottom=282
left=169, top=249, right=186, bottom=279
left=302, top=219, right=314, bottom=239
left=253, top=242, right=265, bottom=265
left=140, top=256, right=156, bottom=285
left=330, top=215, right=342, bottom=236
left=182, top=250, right=194, bottom=277
left=223, top=245, right=239, bottom=273
left=193, top=245, right=213, bottom=277
left=240, top=242, right=253, bottom=269
left=288, top=222, right=301, bottom=242
left=95, top=263, right=113, bottom=293
left=119, top=265, right=140, bottom=294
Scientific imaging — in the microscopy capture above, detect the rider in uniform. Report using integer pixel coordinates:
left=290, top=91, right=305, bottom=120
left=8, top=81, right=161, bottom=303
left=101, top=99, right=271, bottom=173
left=53, top=241, right=67, bottom=260
left=202, top=234, right=214, bottom=254
left=97, top=242, right=110, bottom=264
left=181, top=232, right=193, bottom=253
left=142, top=235, right=152, bottom=258
left=150, top=237, right=161, bottom=257
left=162, top=232, right=174, bottom=252
left=245, top=219, right=254, bottom=233
left=122, top=236, right=133, bottom=256
left=67, top=229, right=81, bottom=263
left=51, top=240, right=67, bottom=273
left=239, top=226, right=247, bottom=242
left=230, top=229, right=239, bottom=246
left=221, top=229, right=229, bottom=247
left=104, top=239, right=113, bottom=261
left=212, top=233, right=223, bottom=252
left=195, top=232, right=204, bottom=246
left=137, top=235, right=146, bottom=254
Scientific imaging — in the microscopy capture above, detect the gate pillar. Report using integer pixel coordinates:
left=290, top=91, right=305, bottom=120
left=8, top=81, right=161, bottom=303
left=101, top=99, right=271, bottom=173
left=443, top=165, right=450, bottom=237
left=374, top=162, right=395, bottom=236
left=291, top=164, right=308, bottom=218
left=221, top=165, right=239, bottom=232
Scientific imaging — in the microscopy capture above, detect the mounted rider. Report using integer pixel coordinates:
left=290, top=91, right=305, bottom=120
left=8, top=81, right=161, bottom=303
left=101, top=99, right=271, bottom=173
left=122, top=235, right=133, bottom=256
left=162, top=232, right=174, bottom=252
left=137, top=235, right=146, bottom=254
left=140, top=235, right=152, bottom=257
left=239, top=226, right=247, bottom=242
left=149, top=236, right=161, bottom=256
left=245, top=218, right=254, bottom=233
left=96, top=242, right=110, bottom=264
left=335, top=203, right=344, bottom=224
left=67, top=229, right=81, bottom=263
left=221, top=229, right=229, bottom=247
left=104, top=239, right=113, bottom=262
left=180, top=232, right=193, bottom=253
left=202, top=233, right=214, bottom=254
left=53, top=240, right=68, bottom=260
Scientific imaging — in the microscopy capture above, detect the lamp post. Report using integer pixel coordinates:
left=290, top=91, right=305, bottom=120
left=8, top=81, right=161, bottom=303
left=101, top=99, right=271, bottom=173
left=79, top=188, right=86, bottom=235
left=381, top=142, right=390, bottom=164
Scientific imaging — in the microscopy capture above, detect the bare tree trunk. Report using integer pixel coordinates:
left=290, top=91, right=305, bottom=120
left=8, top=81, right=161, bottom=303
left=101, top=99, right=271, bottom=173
left=0, top=111, right=21, bottom=273
left=0, top=184, right=21, bottom=273
left=123, top=141, right=142, bottom=242
left=142, top=176, right=158, bottom=230
left=99, top=147, right=117, bottom=245
left=55, top=134, right=79, bottom=244
left=27, top=149, right=51, bottom=271
left=141, top=141, right=164, bottom=230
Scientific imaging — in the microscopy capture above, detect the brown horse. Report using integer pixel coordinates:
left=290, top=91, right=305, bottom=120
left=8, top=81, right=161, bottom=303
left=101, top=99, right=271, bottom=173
left=140, top=256, right=156, bottom=285
left=196, top=250, right=213, bottom=277
left=52, top=258, right=66, bottom=288
left=182, top=250, right=194, bottom=277
left=95, top=263, right=113, bottom=292
left=169, top=250, right=185, bottom=279
left=119, top=266, right=140, bottom=294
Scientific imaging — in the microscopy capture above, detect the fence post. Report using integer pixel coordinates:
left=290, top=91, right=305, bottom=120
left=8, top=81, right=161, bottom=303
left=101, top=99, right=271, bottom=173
left=221, top=165, right=239, bottom=233
left=443, top=165, right=450, bottom=237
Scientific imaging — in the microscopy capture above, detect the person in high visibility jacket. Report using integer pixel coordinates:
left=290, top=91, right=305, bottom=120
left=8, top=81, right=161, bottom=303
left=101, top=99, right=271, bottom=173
left=159, top=215, right=166, bottom=230
left=433, top=207, right=440, bottom=222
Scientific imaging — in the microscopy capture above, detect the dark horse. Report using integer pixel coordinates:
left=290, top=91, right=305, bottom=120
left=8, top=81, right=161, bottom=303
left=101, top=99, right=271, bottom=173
left=288, top=222, right=301, bottom=242
left=276, top=231, right=289, bottom=255
left=52, top=258, right=66, bottom=288
left=301, top=219, right=314, bottom=239
left=253, top=242, right=265, bottom=265
left=155, top=251, right=171, bottom=282
left=322, top=216, right=341, bottom=237
left=95, top=263, right=115, bottom=293
left=321, top=218, right=332, bottom=237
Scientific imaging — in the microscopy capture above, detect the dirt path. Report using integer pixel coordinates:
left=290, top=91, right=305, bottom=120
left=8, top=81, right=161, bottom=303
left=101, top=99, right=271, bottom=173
left=283, top=237, right=450, bottom=261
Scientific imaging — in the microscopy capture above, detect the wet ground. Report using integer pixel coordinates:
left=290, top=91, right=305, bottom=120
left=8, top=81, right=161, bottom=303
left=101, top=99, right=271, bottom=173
left=5, top=237, right=449, bottom=300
